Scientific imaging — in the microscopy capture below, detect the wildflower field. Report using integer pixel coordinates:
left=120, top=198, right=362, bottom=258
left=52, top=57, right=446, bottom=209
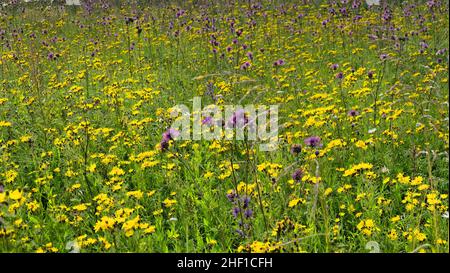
left=0, top=0, right=448, bottom=253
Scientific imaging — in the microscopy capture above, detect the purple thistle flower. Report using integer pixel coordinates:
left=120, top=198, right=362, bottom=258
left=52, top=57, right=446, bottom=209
left=331, top=63, right=339, bottom=70
left=436, top=48, right=446, bottom=55
left=232, top=207, right=240, bottom=218
left=226, top=191, right=236, bottom=202
left=420, top=41, right=429, bottom=49
left=304, top=136, right=322, bottom=148
left=227, top=108, right=248, bottom=128
left=160, top=139, right=169, bottom=151
left=336, top=72, right=344, bottom=79
left=240, top=62, right=251, bottom=70
left=176, top=9, right=185, bottom=18
left=242, top=196, right=250, bottom=209
left=244, top=209, right=253, bottom=218
left=353, top=15, right=363, bottom=22
left=160, top=128, right=180, bottom=151
left=162, top=128, right=180, bottom=142
left=292, top=168, right=304, bottom=182
left=202, top=116, right=214, bottom=126
left=273, top=59, right=285, bottom=67
left=339, top=7, right=348, bottom=16
left=348, top=109, right=359, bottom=117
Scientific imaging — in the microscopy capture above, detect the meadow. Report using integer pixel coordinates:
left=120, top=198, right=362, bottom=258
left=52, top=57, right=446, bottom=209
left=0, top=0, right=448, bottom=253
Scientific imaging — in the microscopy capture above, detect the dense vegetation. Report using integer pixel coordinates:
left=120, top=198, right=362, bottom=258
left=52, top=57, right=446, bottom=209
left=0, top=0, right=448, bottom=253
